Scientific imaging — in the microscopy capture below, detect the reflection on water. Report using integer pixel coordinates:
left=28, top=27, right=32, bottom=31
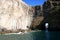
left=45, top=28, right=48, bottom=32
left=45, top=30, right=50, bottom=40
left=0, top=31, right=60, bottom=40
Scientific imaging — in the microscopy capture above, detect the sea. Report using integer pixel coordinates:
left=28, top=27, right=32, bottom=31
left=0, top=30, right=60, bottom=40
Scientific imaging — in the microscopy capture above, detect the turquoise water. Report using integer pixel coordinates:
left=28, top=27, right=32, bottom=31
left=0, top=31, right=60, bottom=40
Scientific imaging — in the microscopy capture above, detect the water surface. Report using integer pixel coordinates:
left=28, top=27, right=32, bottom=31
left=0, top=31, right=60, bottom=40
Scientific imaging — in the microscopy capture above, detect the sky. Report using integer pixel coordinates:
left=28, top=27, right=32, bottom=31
left=23, top=0, right=45, bottom=6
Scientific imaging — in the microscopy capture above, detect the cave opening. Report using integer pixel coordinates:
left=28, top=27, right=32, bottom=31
left=45, top=23, right=48, bottom=32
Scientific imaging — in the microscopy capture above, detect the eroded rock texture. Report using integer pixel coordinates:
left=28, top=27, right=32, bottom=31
left=42, top=0, right=60, bottom=31
left=30, top=6, right=44, bottom=30
left=0, top=0, right=34, bottom=32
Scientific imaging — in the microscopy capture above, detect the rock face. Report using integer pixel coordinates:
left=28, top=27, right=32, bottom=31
left=0, top=0, right=34, bottom=32
left=32, top=0, right=60, bottom=31
left=30, top=6, right=44, bottom=30
left=41, top=0, right=60, bottom=31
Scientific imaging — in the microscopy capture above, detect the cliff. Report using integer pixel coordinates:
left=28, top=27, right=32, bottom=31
left=31, top=0, right=60, bottom=31
left=41, top=0, right=60, bottom=31
left=0, top=0, right=34, bottom=33
left=30, top=6, right=44, bottom=30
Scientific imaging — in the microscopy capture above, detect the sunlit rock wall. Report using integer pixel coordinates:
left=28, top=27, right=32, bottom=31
left=0, top=0, right=34, bottom=31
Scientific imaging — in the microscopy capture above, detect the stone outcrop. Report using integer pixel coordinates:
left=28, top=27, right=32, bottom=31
left=40, top=0, right=60, bottom=31
left=31, top=0, right=60, bottom=31
left=30, top=6, right=44, bottom=30
left=0, top=0, right=34, bottom=33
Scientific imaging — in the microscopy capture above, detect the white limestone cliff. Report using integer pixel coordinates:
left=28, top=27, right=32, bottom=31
left=0, top=0, right=34, bottom=32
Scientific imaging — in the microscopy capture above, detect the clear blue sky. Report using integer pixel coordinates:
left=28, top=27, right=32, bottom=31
left=23, top=0, right=45, bottom=6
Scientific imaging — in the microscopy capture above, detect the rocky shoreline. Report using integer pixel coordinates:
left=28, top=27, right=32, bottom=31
left=0, top=29, right=33, bottom=34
